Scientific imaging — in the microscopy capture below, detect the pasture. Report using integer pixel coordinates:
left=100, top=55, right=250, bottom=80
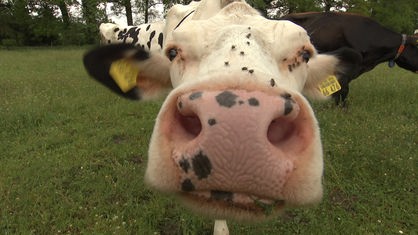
left=0, top=47, right=417, bottom=234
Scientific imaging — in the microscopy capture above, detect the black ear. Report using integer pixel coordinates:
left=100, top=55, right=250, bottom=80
left=83, top=44, right=149, bottom=100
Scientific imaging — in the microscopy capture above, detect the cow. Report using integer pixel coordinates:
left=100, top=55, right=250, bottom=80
left=280, top=12, right=418, bottom=106
left=83, top=0, right=357, bottom=233
left=99, top=22, right=165, bottom=52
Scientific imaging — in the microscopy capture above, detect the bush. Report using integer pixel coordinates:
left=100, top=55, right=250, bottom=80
left=1, top=38, right=18, bottom=49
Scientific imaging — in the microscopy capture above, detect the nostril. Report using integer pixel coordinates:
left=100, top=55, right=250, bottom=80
left=267, top=118, right=296, bottom=148
left=175, top=97, right=202, bottom=140
left=177, top=112, right=202, bottom=138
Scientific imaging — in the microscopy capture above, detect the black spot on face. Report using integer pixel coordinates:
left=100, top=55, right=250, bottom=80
left=208, top=118, right=217, bottom=126
left=246, top=41, right=250, bottom=45
left=146, top=24, right=151, bottom=31
left=216, top=91, right=238, bottom=108
left=113, top=27, right=119, bottom=32
left=189, top=91, right=202, bottom=100
left=281, top=93, right=292, bottom=99
left=192, top=151, right=212, bottom=180
left=288, top=65, right=293, bottom=72
left=224, top=61, right=229, bottom=66
left=179, top=158, right=190, bottom=173
left=248, top=97, right=259, bottom=106
left=231, top=45, right=236, bottom=50
left=211, top=190, right=233, bottom=202
left=242, top=67, right=248, bottom=71
left=238, top=100, right=244, bottom=105
left=246, top=33, right=251, bottom=38
left=181, top=179, right=195, bottom=192
left=107, top=40, right=111, bottom=44
left=178, top=101, right=183, bottom=109
left=240, top=51, right=245, bottom=56
left=281, top=93, right=293, bottom=115
left=284, top=99, right=293, bottom=115
left=270, top=79, right=276, bottom=87
left=248, top=69, right=254, bottom=74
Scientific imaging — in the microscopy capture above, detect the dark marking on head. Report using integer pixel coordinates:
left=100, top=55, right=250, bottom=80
left=181, top=179, right=195, bottom=192
left=123, top=28, right=127, bottom=33
left=246, top=41, right=250, bottom=45
left=248, top=98, right=259, bottom=106
left=248, top=69, right=254, bottom=74
left=158, top=32, right=164, bottom=49
left=281, top=93, right=293, bottom=115
left=270, top=79, right=276, bottom=87
left=107, top=40, right=111, bottom=44
left=113, top=27, right=119, bottom=32
left=246, top=33, right=251, bottom=38
left=224, top=61, right=229, bottom=66
left=281, top=93, right=292, bottom=99
left=284, top=100, right=293, bottom=115
left=231, top=45, right=236, bottom=50
left=211, top=190, right=233, bottom=202
left=146, top=24, right=151, bottom=31
left=288, top=65, right=293, bottom=72
left=192, top=151, right=212, bottom=180
left=179, top=158, right=190, bottom=173
left=240, top=51, right=245, bottom=56
left=242, top=67, right=248, bottom=71
left=248, top=26, right=251, bottom=30
left=189, top=91, right=202, bottom=100
left=216, top=91, right=238, bottom=108
left=208, top=118, right=217, bottom=126
left=178, top=101, right=183, bottom=109
left=141, top=45, right=145, bottom=49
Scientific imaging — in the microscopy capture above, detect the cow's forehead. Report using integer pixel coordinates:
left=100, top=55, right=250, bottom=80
left=169, top=3, right=312, bottom=56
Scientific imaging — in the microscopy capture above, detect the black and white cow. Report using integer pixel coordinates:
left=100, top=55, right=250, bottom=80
left=84, top=0, right=357, bottom=233
left=99, top=22, right=165, bottom=52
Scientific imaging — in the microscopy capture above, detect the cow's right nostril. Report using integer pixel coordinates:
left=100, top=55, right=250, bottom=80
left=175, top=99, right=202, bottom=140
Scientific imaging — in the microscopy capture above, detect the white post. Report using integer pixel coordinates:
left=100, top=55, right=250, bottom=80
left=213, top=220, right=229, bottom=235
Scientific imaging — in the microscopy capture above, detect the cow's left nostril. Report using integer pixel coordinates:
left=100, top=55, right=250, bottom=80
left=267, top=118, right=296, bottom=148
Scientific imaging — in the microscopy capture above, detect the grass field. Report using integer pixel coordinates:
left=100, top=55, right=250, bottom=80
left=0, top=47, right=417, bottom=234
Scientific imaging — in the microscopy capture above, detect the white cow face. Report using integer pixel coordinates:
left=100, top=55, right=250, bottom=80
left=84, top=1, right=341, bottom=221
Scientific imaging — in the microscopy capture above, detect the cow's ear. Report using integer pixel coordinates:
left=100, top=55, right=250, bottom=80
left=302, top=47, right=362, bottom=100
left=83, top=44, right=147, bottom=100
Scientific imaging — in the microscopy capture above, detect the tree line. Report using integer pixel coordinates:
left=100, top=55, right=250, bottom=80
left=0, top=0, right=416, bottom=47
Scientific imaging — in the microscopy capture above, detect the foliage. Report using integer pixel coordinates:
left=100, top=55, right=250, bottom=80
left=0, top=0, right=416, bottom=46
left=0, top=47, right=417, bottom=234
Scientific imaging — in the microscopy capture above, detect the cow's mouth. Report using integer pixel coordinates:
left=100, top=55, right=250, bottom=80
left=180, top=190, right=286, bottom=216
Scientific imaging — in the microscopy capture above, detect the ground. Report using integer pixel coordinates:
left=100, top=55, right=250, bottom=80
left=0, top=47, right=417, bottom=234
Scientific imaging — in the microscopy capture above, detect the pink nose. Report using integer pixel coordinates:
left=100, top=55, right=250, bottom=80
left=162, top=89, right=314, bottom=202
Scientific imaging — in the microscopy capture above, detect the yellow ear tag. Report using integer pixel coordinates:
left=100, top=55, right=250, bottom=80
left=109, top=59, right=139, bottom=93
left=318, top=75, right=341, bottom=96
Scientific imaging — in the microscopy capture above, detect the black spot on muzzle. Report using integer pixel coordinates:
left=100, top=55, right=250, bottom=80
left=192, top=151, right=212, bottom=180
left=216, top=91, right=238, bottom=108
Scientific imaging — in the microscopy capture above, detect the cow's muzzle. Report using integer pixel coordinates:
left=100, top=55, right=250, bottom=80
left=146, top=86, right=323, bottom=220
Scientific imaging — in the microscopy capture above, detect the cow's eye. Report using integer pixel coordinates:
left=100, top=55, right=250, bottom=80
left=301, top=50, right=311, bottom=63
left=167, top=48, right=178, bottom=61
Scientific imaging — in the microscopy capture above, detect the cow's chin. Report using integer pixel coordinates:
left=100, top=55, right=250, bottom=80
left=178, top=191, right=286, bottom=221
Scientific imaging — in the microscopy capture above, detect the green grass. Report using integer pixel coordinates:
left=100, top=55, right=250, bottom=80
left=0, top=48, right=417, bottom=234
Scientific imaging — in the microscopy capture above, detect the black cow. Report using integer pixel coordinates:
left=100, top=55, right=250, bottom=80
left=281, top=12, right=418, bottom=106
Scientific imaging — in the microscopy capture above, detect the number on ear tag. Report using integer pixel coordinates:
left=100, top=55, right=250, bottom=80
left=318, top=75, right=341, bottom=96
left=109, top=59, right=139, bottom=93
